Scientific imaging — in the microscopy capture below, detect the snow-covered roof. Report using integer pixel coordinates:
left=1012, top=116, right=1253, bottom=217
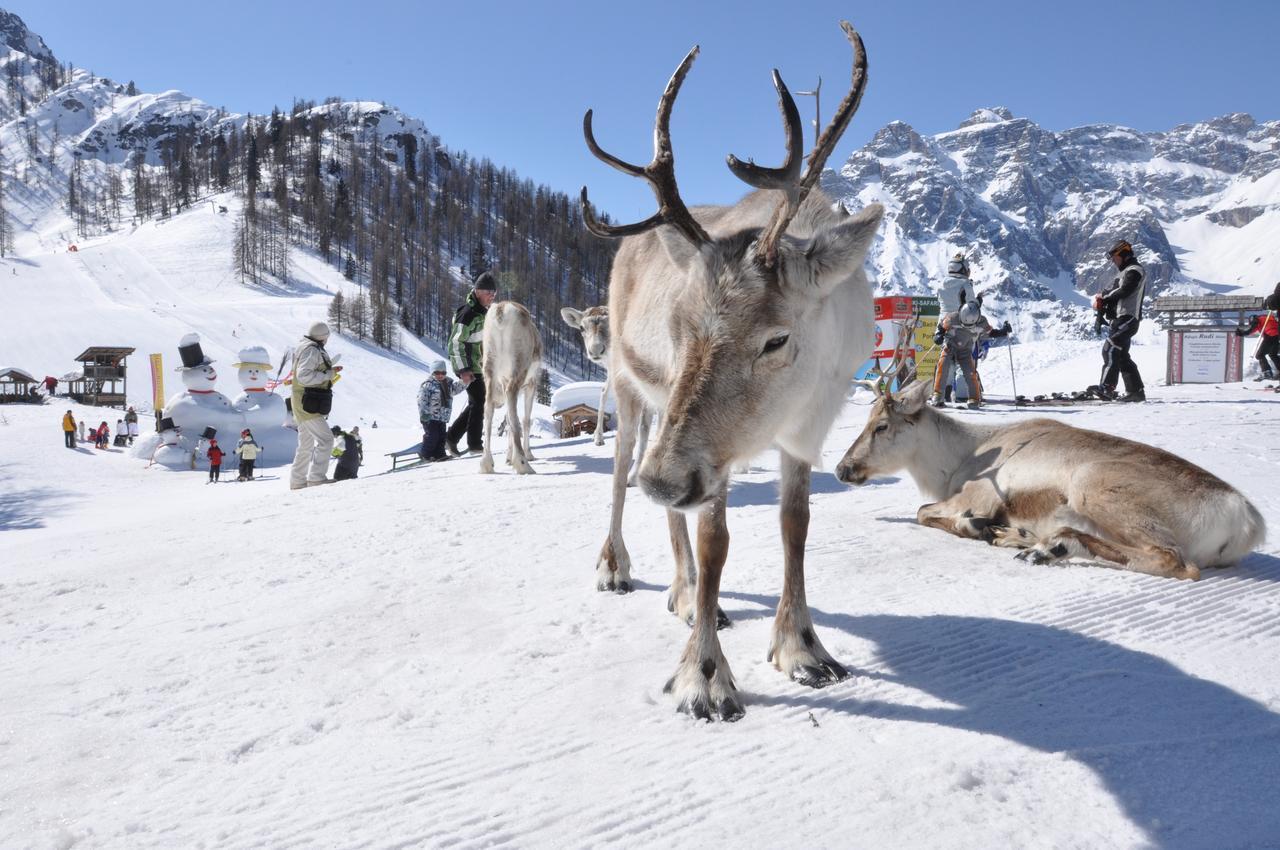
left=550, top=381, right=613, bottom=415
left=0, top=366, right=36, bottom=382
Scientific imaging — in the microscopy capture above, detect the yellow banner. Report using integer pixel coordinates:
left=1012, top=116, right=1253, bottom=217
left=150, top=353, right=165, bottom=411
left=914, top=317, right=941, bottom=383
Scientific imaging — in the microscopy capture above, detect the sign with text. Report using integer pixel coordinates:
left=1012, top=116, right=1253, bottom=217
left=862, top=296, right=941, bottom=387
left=1169, top=330, right=1242, bottom=383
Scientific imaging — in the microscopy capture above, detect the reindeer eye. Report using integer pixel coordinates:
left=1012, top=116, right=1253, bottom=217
left=874, top=423, right=889, bottom=435
left=762, top=334, right=789, bottom=355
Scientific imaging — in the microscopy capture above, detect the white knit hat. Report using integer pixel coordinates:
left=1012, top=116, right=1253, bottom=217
left=308, top=321, right=330, bottom=341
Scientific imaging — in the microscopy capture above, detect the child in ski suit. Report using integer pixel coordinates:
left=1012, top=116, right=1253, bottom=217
left=1235, top=294, right=1280, bottom=380
left=235, top=429, right=261, bottom=480
left=418, top=360, right=465, bottom=461
left=95, top=422, right=110, bottom=449
left=207, top=439, right=225, bottom=482
left=931, top=303, right=1011, bottom=409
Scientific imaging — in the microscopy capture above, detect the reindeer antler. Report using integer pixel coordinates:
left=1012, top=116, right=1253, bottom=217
left=859, top=317, right=918, bottom=397
left=751, top=21, right=868, bottom=269
left=580, top=47, right=710, bottom=247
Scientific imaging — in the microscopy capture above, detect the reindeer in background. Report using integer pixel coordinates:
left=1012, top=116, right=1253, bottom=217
left=581, top=22, right=882, bottom=720
left=561, top=305, right=653, bottom=486
left=836, top=380, right=1265, bottom=579
left=479, top=301, right=542, bottom=475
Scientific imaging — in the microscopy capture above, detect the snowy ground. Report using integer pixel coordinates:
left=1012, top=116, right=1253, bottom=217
left=3, top=342, right=1280, bottom=850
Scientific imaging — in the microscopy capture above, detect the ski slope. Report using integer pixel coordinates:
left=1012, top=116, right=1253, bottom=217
left=0, top=193, right=456, bottom=433
left=3, top=343, right=1279, bottom=850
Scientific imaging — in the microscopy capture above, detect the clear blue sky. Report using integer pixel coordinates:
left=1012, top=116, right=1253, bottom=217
left=15, top=1, right=1279, bottom=221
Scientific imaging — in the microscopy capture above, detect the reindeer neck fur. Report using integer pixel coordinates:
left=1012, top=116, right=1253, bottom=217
left=903, top=405, right=998, bottom=502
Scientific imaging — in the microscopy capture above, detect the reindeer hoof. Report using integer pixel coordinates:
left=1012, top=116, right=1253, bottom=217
left=597, top=577, right=633, bottom=593
left=790, top=660, right=850, bottom=689
left=664, top=668, right=743, bottom=723
left=1015, top=548, right=1052, bottom=566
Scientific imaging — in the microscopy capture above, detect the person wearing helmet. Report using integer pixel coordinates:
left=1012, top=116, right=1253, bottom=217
left=418, top=359, right=466, bottom=461
left=931, top=301, right=1012, bottom=409
left=290, top=320, right=343, bottom=489
left=937, top=252, right=983, bottom=401
left=1089, top=240, right=1147, bottom=402
left=1235, top=293, right=1280, bottom=381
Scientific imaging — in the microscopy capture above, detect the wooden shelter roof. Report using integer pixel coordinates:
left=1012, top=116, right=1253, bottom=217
left=73, top=346, right=136, bottom=363
left=0, top=367, right=37, bottom=383
left=1153, top=295, right=1263, bottom=313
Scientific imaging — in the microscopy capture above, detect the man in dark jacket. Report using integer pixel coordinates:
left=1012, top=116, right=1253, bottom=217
left=446, top=272, right=498, bottom=455
left=1090, top=239, right=1147, bottom=402
left=331, top=426, right=363, bottom=480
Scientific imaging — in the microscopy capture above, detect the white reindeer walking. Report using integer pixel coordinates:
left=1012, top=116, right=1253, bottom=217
left=836, top=380, right=1265, bottom=579
left=561, top=304, right=653, bottom=486
left=479, top=301, right=542, bottom=476
left=580, top=22, right=881, bottom=720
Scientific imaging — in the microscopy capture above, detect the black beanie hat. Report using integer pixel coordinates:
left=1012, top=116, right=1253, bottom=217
left=474, top=271, right=497, bottom=292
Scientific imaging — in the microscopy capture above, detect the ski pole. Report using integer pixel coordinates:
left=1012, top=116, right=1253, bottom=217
left=1006, top=336, right=1018, bottom=401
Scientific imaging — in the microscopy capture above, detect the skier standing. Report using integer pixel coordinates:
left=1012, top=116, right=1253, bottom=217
left=931, top=302, right=1011, bottom=409
left=446, top=272, right=498, bottom=455
left=207, top=439, right=225, bottom=483
left=936, top=253, right=980, bottom=402
left=1235, top=294, right=1280, bottom=380
left=62, top=410, right=76, bottom=448
left=236, top=429, right=261, bottom=480
left=1089, top=240, right=1147, bottom=402
left=289, top=321, right=343, bottom=490
left=124, top=406, right=139, bottom=445
left=418, top=360, right=465, bottom=461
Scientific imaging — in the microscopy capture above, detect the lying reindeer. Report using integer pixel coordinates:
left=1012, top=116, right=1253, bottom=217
left=836, top=380, right=1265, bottom=579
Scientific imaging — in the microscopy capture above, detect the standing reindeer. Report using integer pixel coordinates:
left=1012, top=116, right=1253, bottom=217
left=560, top=304, right=653, bottom=485
left=479, top=301, right=542, bottom=475
left=581, top=22, right=881, bottom=720
left=836, top=380, right=1265, bottom=578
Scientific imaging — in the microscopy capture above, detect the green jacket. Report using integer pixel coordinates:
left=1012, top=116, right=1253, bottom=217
left=448, top=291, right=488, bottom=374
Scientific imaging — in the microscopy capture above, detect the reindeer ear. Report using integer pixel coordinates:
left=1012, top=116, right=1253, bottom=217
left=560, top=307, right=583, bottom=329
left=800, top=203, right=884, bottom=295
left=894, top=378, right=931, bottom=415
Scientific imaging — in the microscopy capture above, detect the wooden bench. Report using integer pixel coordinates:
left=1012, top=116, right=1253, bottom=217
left=387, top=443, right=424, bottom=471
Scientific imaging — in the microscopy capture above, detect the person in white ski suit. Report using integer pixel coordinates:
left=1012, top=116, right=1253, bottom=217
left=289, top=322, right=343, bottom=489
left=936, top=253, right=980, bottom=401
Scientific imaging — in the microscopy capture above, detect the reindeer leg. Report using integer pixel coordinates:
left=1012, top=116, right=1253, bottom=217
left=664, top=486, right=742, bottom=721
left=506, top=382, right=534, bottom=474
left=915, top=480, right=1004, bottom=543
left=478, top=380, right=497, bottom=475
left=596, top=377, right=641, bottom=592
left=595, top=374, right=609, bottom=448
left=1018, top=524, right=1200, bottom=580
left=521, top=380, right=536, bottom=461
left=767, top=451, right=849, bottom=689
left=666, top=510, right=731, bottom=630
left=629, top=406, right=652, bottom=488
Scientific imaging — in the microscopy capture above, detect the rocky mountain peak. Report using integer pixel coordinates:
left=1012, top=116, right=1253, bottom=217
left=957, top=106, right=1015, bottom=128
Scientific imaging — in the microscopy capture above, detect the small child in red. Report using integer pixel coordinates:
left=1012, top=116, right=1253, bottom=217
left=207, top=439, right=225, bottom=483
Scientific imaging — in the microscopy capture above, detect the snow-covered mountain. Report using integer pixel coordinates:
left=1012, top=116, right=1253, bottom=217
left=823, top=106, right=1280, bottom=336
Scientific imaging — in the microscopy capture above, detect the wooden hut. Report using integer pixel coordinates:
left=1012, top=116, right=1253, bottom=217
left=554, top=403, right=608, bottom=439
left=67, top=346, right=135, bottom=408
left=0, top=367, right=41, bottom=404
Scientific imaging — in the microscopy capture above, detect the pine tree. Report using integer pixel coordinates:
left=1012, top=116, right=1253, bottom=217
left=327, top=291, right=345, bottom=335
left=536, top=369, right=551, bottom=406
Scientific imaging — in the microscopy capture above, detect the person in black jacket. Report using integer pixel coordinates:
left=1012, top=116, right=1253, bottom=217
left=1089, top=239, right=1148, bottom=402
left=331, top=426, right=363, bottom=481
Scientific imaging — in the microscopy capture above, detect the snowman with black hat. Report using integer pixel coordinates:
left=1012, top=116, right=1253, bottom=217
left=156, top=333, right=246, bottom=469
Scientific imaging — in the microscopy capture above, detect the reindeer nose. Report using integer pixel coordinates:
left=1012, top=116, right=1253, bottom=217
left=835, top=461, right=864, bottom=486
left=641, top=467, right=711, bottom=511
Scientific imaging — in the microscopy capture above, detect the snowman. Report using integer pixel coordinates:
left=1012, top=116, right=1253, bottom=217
left=149, top=415, right=190, bottom=468
left=157, top=333, right=246, bottom=469
left=231, top=344, right=296, bottom=465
